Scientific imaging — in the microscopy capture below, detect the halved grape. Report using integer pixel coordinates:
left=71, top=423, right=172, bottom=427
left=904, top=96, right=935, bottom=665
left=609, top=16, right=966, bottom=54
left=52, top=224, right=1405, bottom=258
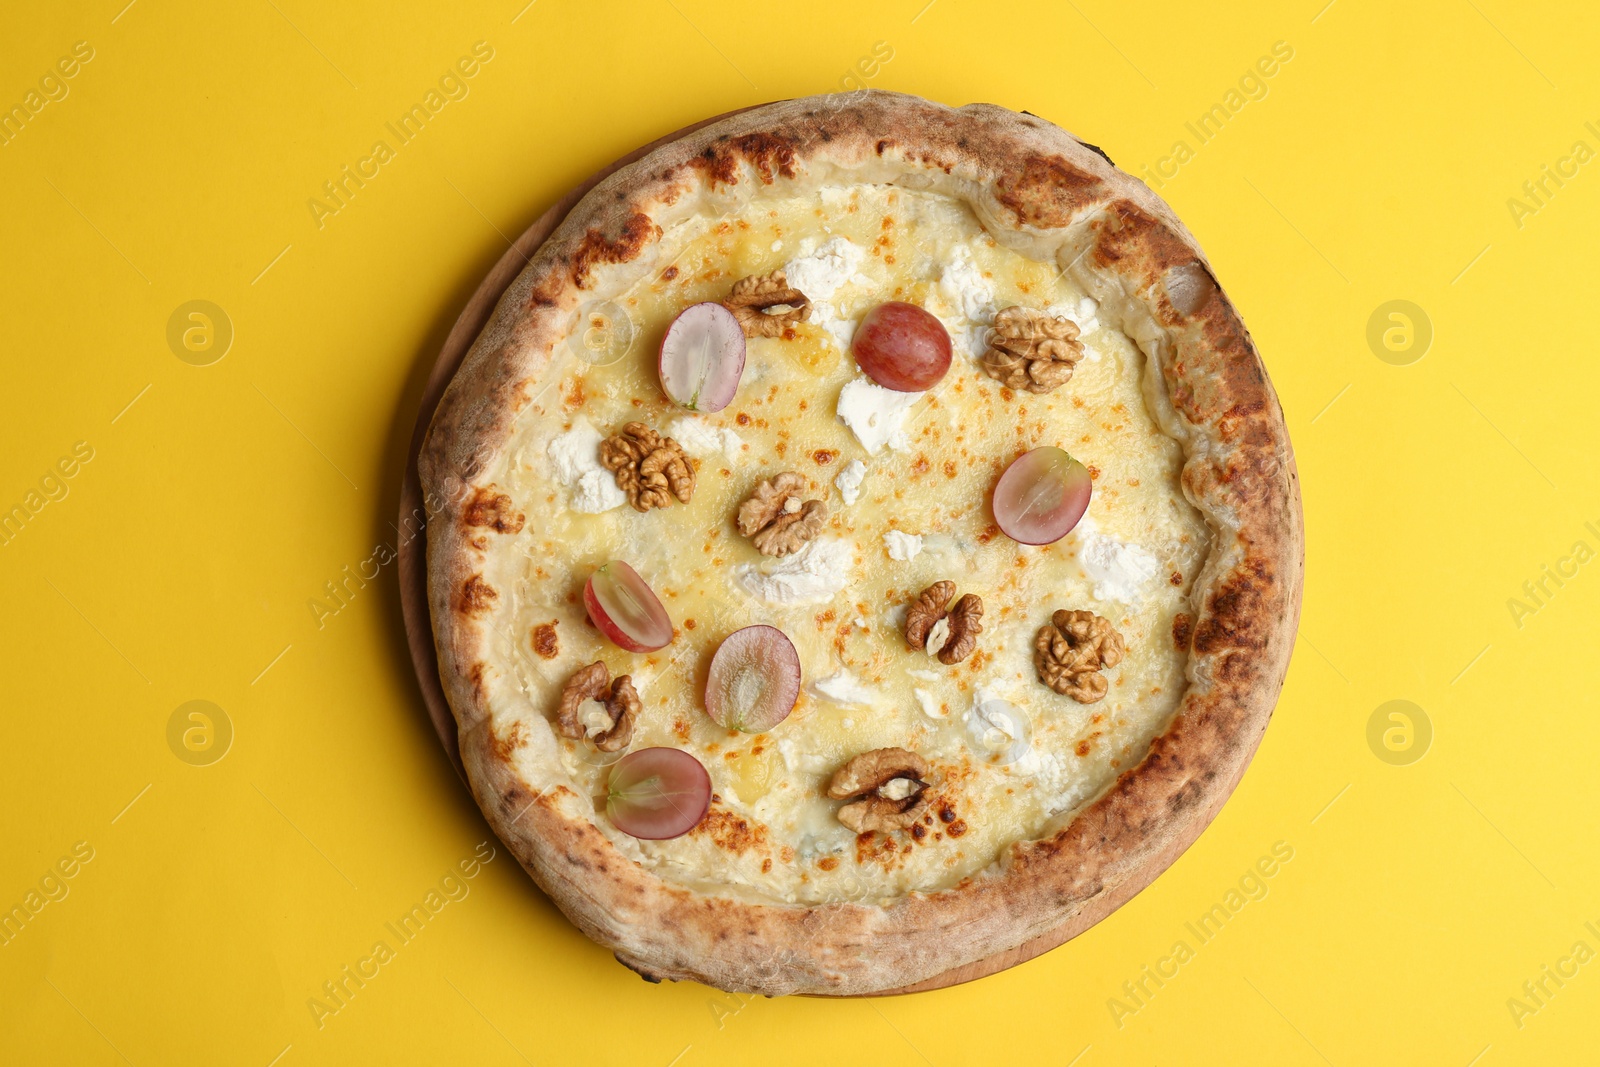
left=704, top=625, right=801, bottom=733
left=584, top=561, right=673, bottom=652
left=605, top=747, right=711, bottom=839
left=659, top=302, right=746, bottom=412
left=992, top=447, right=1093, bottom=545
left=851, top=302, right=952, bottom=392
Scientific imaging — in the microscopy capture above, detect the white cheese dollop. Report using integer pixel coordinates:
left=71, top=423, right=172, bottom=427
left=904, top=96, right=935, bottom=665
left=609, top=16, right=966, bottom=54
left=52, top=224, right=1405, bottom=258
left=666, top=416, right=743, bottom=465
left=736, top=538, right=853, bottom=605
left=784, top=236, right=869, bottom=302
left=1045, top=295, right=1101, bottom=335
left=785, top=237, right=873, bottom=354
left=939, top=244, right=996, bottom=322
left=811, top=669, right=877, bottom=707
left=836, top=376, right=922, bottom=454
left=884, top=530, right=923, bottom=562
left=834, top=459, right=867, bottom=505
left=1078, top=532, right=1160, bottom=605
left=547, top=416, right=627, bottom=513
left=811, top=303, right=857, bottom=353
left=913, top=687, right=945, bottom=720
left=938, top=244, right=997, bottom=359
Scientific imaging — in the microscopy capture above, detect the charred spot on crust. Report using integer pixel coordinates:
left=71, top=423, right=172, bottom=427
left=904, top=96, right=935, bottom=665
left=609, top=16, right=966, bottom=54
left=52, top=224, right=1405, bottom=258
left=489, top=720, right=525, bottom=763
left=690, top=132, right=797, bottom=187
left=1074, top=138, right=1116, bottom=168
left=531, top=621, right=560, bottom=659
left=614, top=954, right=664, bottom=983
left=994, top=154, right=1102, bottom=228
left=457, top=574, right=498, bottom=617
left=1172, top=612, right=1194, bottom=651
left=1165, top=777, right=1205, bottom=814
left=1192, top=558, right=1274, bottom=660
left=571, top=211, right=661, bottom=287
left=463, top=488, right=525, bottom=534
left=524, top=274, right=565, bottom=312
left=466, top=661, right=488, bottom=702
left=1092, top=201, right=1198, bottom=278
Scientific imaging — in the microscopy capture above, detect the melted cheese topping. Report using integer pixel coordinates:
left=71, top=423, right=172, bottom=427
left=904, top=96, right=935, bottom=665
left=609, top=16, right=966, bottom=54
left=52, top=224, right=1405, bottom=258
left=493, top=185, right=1208, bottom=906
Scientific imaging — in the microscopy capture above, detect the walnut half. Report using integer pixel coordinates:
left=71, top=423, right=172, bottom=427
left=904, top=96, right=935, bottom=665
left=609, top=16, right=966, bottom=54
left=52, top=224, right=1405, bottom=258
left=1034, top=609, right=1126, bottom=704
left=599, top=423, right=694, bottom=512
left=903, top=581, right=983, bottom=665
left=982, top=306, right=1085, bottom=394
left=737, top=472, right=828, bottom=557
left=555, top=661, right=640, bottom=752
left=827, top=748, right=931, bottom=833
left=722, top=270, right=811, bottom=338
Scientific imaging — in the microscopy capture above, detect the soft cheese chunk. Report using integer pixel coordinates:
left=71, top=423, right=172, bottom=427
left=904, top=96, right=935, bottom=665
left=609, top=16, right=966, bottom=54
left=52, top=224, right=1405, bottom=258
left=1078, top=533, right=1160, bottom=605
left=736, top=538, right=854, bottom=604
left=812, top=669, right=877, bottom=707
left=883, top=530, right=923, bottom=561
left=667, top=416, right=743, bottom=464
left=786, top=237, right=874, bottom=353
left=784, top=236, right=868, bottom=302
left=939, top=243, right=995, bottom=322
left=547, top=417, right=626, bottom=513
left=834, top=459, right=867, bottom=505
left=837, top=377, right=922, bottom=454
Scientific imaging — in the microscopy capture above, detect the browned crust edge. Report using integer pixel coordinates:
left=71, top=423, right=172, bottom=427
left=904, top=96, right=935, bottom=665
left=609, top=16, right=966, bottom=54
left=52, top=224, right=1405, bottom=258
left=419, top=90, right=1303, bottom=996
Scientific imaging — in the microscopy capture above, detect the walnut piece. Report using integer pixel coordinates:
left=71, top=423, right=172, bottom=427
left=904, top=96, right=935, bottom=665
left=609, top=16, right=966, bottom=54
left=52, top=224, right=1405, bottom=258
left=904, top=581, right=954, bottom=649
left=737, top=472, right=828, bottom=557
left=1034, top=609, right=1126, bottom=704
left=722, top=270, right=811, bottom=338
left=982, top=306, right=1085, bottom=394
left=555, top=661, right=639, bottom=752
left=599, top=423, right=694, bottom=512
left=827, top=748, right=931, bottom=833
left=937, top=594, right=984, bottom=665
left=903, top=581, right=982, bottom=665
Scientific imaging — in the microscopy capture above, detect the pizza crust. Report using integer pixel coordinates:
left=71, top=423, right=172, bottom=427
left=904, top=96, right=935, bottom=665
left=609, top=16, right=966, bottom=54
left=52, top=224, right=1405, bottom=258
left=420, top=90, right=1303, bottom=995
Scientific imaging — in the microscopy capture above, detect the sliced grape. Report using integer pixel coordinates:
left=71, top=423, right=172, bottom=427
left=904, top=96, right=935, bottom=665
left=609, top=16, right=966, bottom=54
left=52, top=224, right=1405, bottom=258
left=992, top=447, right=1093, bottom=545
left=605, top=747, right=711, bottom=839
left=584, top=561, right=673, bottom=652
left=704, top=625, right=801, bottom=733
left=659, top=302, right=746, bottom=412
left=851, top=302, right=952, bottom=392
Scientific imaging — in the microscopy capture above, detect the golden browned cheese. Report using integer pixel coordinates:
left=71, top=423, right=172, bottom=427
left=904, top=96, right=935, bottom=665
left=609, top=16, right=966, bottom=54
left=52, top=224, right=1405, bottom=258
left=492, top=184, right=1208, bottom=905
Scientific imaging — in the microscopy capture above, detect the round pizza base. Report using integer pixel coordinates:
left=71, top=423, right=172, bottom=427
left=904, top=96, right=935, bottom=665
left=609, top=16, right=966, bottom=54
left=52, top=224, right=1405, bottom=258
left=396, top=103, right=1221, bottom=996
left=408, top=93, right=1303, bottom=997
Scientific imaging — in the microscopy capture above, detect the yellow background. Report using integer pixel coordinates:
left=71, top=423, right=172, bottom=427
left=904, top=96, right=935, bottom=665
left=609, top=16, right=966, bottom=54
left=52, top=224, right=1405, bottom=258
left=2, top=0, right=1595, bottom=1063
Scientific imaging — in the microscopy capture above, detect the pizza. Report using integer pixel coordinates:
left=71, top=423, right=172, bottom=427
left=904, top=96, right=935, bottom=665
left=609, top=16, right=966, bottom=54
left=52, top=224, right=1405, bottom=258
left=419, top=91, right=1301, bottom=996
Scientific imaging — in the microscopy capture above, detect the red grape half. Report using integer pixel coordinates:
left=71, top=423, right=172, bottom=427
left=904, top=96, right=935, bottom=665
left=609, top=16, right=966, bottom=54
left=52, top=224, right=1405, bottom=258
left=851, top=302, right=952, bottom=392
left=992, top=447, right=1093, bottom=545
left=659, top=302, right=746, bottom=412
left=704, top=625, right=801, bottom=733
left=584, top=561, right=673, bottom=652
left=605, top=747, right=711, bottom=839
